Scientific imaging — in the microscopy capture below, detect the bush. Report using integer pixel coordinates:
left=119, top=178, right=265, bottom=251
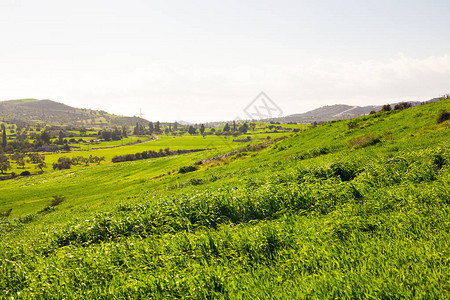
left=19, top=171, right=31, bottom=176
left=380, top=104, right=391, bottom=112
left=393, top=102, right=412, bottom=110
left=179, top=165, right=199, bottom=174
left=329, top=162, right=360, bottom=182
left=437, top=111, right=450, bottom=124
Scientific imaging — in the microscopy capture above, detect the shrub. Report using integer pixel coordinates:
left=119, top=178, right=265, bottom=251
left=432, top=154, right=446, bottom=169
left=329, top=162, right=360, bottom=182
left=17, top=214, right=36, bottom=224
left=393, top=102, right=412, bottom=110
left=189, top=178, right=204, bottom=186
left=437, top=111, right=450, bottom=124
left=380, top=104, right=391, bottom=112
left=179, top=165, right=199, bottom=174
left=19, top=171, right=31, bottom=176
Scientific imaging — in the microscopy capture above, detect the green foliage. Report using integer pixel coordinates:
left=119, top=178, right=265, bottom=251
left=437, top=110, right=449, bottom=123
left=178, top=165, right=199, bottom=174
left=0, top=153, right=11, bottom=174
left=381, top=104, right=392, bottom=112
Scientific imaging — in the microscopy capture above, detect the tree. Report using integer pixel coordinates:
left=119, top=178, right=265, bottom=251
left=58, top=130, right=64, bottom=144
left=40, top=131, right=51, bottom=144
left=148, top=122, right=154, bottom=134
left=223, top=123, right=230, bottom=132
left=233, top=121, right=236, bottom=132
left=122, top=126, right=128, bottom=138
left=239, top=123, right=249, bottom=134
left=1, top=124, right=6, bottom=148
left=11, top=152, right=26, bottom=168
left=0, top=153, right=11, bottom=174
left=380, top=104, right=392, bottom=112
left=28, top=152, right=45, bottom=164
left=188, top=126, right=197, bottom=135
left=200, top=124, right=205, bottom=135
left=174, top=122, right=178, bottom=132
left=155, top=121, right=161, bottom=134
left=101, top=130, right=112, bottom=141
left=92, top=156, right=105, bottom=165
left=394, top=102, right=412, bottom=110
left=36, top=160, right=46, bottom=172
left=52, top=157, right=74, bottom=170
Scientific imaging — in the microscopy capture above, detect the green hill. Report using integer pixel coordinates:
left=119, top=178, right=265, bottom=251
left=0, top=99, right=449, bottom=298
left=0, top=98, right=148, bottom=127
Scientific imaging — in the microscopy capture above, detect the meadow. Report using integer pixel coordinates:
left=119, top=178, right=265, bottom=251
left=0, top=100, right=449, bottom=299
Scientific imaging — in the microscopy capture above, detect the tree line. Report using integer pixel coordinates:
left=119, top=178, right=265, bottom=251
left=111, top=148, right=206, bottom=163
left=52, top=155, right=105, bottom=170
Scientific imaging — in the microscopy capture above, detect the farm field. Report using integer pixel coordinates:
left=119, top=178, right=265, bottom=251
left=2, top=123, right=306, bottom=176
left=0, top=99, right=449, bottom=298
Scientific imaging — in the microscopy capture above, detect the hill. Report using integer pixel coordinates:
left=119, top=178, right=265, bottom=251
left=271, top=97, right=444, bottom=123
left=0, top=98, right=149, bottom=127
left=0, top=98, right=449, bottom=298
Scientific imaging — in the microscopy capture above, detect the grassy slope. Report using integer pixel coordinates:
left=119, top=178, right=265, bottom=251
left=0, top=99, right=449, bottom=299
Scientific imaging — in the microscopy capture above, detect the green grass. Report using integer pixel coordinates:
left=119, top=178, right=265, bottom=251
left=0, top=100, right=449, bottom=298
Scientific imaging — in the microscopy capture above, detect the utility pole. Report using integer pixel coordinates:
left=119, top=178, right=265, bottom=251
left=138, top=108, right=145, bottom=119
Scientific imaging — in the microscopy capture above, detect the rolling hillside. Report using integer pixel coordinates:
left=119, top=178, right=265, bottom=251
left=0, top=98, right=449, bottom=298
left=0, top=98, right=149, bottom=127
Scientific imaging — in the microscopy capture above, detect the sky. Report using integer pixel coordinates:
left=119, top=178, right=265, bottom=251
left=0, top=0, right=449, bottom=122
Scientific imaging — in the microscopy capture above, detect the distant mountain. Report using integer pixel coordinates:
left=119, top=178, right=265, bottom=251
left=0, top=99, right=149, bottom=127
left=270, top=98, right=443, bottom=123
left=270, top=104, right=381, bottom=123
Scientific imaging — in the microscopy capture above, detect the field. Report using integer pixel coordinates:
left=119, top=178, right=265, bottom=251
left=0, top=100, right=449, bottom=298
left=2, top=123, right=305, bottom=176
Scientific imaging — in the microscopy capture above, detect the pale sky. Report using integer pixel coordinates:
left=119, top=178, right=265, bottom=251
left=1, top=0, right=449, bottom=122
